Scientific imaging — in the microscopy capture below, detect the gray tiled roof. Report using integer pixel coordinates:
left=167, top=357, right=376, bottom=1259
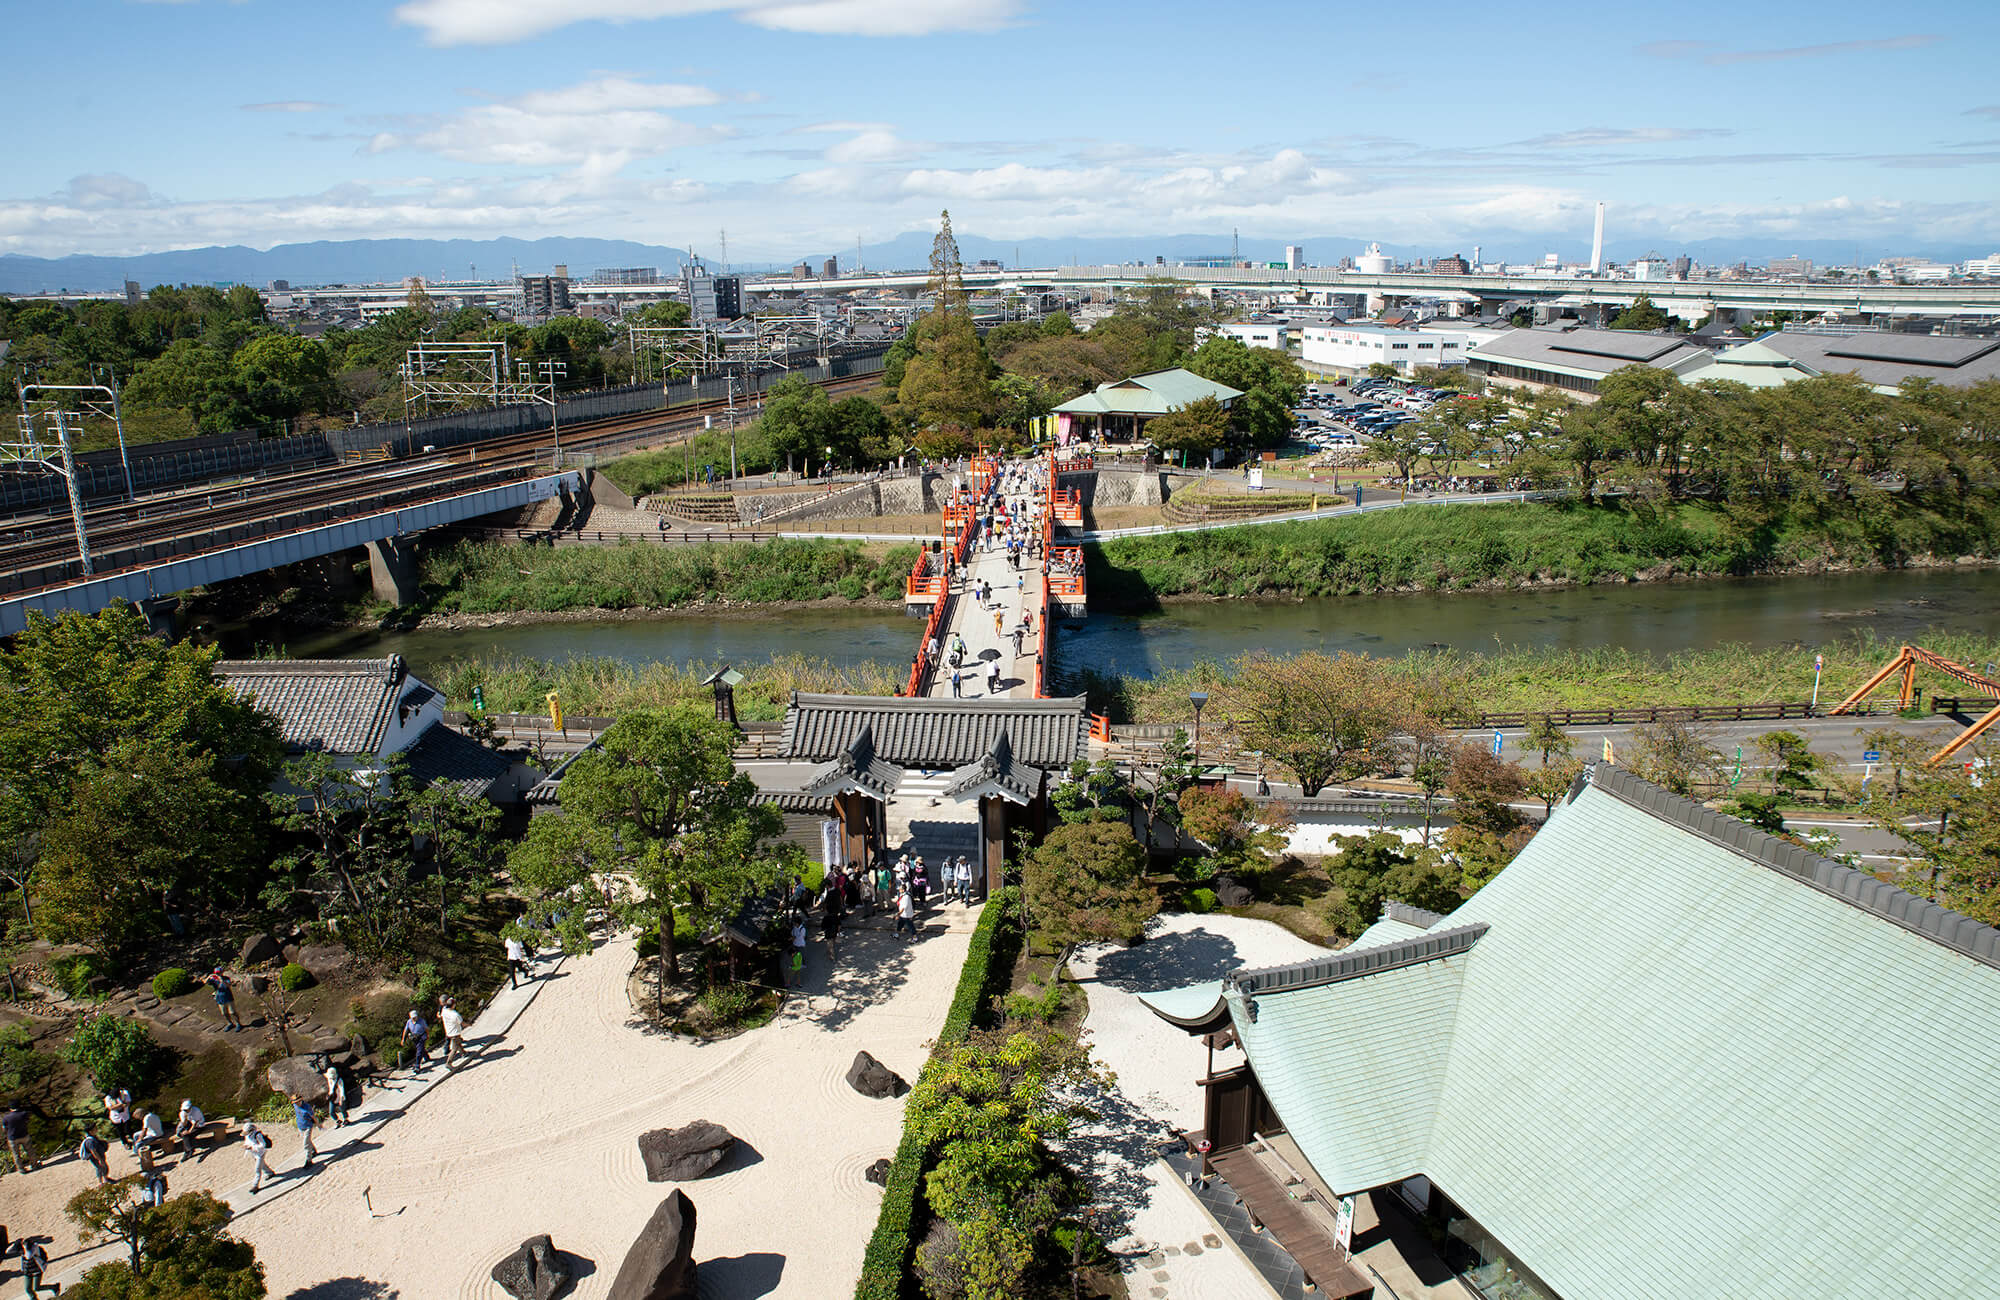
left=799, top=726, right=904, bottom=800
left=216, top=657, right=409, bottom=755
left=781, top=693, right=1088, bottom=769
left=943, top=732, right=1041, bottom=803
left=402, top=723, right=514, bottom=801
left=1467, top=325, right=1710, bottom=376
left=1755, top=329, right=2000, bottom=390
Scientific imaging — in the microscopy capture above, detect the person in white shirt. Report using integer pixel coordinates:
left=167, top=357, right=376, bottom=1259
left=105, top=1088, right=134, bottom=1148
left=175, top=1098, right=207, bottom=1157
left=137, top=1107, right=166, bottom=1153
left=504, top=934, right=529, bottom=988
left=323, top=1062, right=349, bottom=1125
left=439, top=996, right=466, bottom=1067
left=243, top=1121, right=272, bottom=1192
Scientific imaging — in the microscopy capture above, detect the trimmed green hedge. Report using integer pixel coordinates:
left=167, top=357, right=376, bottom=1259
left=855, top=888, right=1019, bottom=1300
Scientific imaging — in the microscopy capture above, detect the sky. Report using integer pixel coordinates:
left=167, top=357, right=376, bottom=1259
left=4, top=0, right=1998, bottom=263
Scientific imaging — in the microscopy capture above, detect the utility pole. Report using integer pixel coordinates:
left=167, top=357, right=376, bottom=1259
left=50, top=409, right=93, bottom=575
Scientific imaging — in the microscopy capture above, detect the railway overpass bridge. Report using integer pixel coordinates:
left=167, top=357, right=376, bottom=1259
left=0, top=465, right=581, bottom=637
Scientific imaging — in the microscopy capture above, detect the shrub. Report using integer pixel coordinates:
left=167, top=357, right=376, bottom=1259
left=1184, top=887, right=1218, bottom=914
left=49, top=953, right=114, bottom=999
left=698, top=983, right=755, bottom=1026
left=279, top=963, right=313, bottom=992
left=150, top=968, right=194, bottom=1000
left=63, top=1013, right=165, bottom=1095
left=0, top=1022, right=54, bottom=1094
left=855, top=887, right=1020, bottom=1300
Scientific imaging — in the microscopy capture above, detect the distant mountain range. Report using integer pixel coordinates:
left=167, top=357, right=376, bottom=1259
left=3, top=232, right=1993, bottom=295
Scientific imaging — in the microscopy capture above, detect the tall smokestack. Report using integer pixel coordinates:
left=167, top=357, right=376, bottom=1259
left=1590, top=202, right=1605, bottom=273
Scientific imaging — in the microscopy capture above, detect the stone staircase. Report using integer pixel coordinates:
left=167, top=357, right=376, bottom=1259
left=884, top=770, right=982, bottom=900
left=644, top=491, right=741, bottom=524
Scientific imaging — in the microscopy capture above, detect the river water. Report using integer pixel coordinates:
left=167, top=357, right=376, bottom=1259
left=287, top=567, right=2000, bottom=681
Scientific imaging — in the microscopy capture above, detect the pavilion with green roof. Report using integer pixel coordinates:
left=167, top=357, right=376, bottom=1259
left=1141, top=762, right=2000, bottom=1300
left=1052, top=367, right=1243, bottom=442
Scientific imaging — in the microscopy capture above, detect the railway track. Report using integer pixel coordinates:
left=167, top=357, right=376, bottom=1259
left=0, top=372, right=878, bottom=588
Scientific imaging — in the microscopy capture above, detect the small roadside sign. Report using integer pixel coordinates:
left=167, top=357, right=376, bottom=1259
left=1492, top=729, right=1503, bottom=756
left=1862, top=750, right=1882, bottom=763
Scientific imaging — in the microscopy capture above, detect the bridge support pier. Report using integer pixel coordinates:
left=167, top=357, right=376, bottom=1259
left=366, top=538, right=421, bottom=606
left=139, top=596, right=181, bottom=641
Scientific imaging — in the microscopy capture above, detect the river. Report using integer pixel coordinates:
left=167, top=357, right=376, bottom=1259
left=284, top=567, right=2000, bottom=681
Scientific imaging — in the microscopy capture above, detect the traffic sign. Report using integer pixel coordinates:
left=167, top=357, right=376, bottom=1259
left=1492, top=729, right=1503, bottom=756
left=1862, top=750, right=1882, bottom=762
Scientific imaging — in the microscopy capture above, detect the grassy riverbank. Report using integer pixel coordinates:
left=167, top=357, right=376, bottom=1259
left=1086, top=499, right=1999, bottom=607
left=417, top=537, right=920, bottom=613
left=425, top=652, right=904, bottom=722
left=1073, top=627, right=2000, bottom=722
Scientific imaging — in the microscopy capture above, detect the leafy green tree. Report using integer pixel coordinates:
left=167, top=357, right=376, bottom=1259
left=229, top=333, right=335, bottom=429
left=1144, top=395, right=1230, bottom=462
left=262, top=752, right=419, bottom=959
left=1628, top=717, right=1719, bottom=796
left=898, top=312, right=996, bottom=431
left=991, top=372, right=1054, bottom=432
left=1367, top=362, right=1398, bottom=379
left=1022, top=821, right=1157, bottom=968
left=1177, top=786, right=1289, bottom=881
left=992, top=334, right=1119, bottom=402
left=1185, top=335, right=1304, bottom=446
left=0, top=604, right=280, bottom=816
left=1324, top=833, right=1459, bottom=938
left=505, top=814, right=620, bottom=955
left=627, top=301, right=692, bottom=328
left=37, top=740, right=262, bottom=955
left=1234, top=652, right=1405, bottom=795
left=65, top=1189, right=265, bottom=1299
left=1862, top=739, right=2000, bottom=924
left=401, top=780, right=501, bottom=937
left=1050, top=759, right=1132, bottom=824
left=1040, top=310, right=1076, bottom=337
left=63, top=1014, right=165, bottom=1095
left=759, top=374, right=837, bottom=470
left=907, top=1027, right=1109, bottom=1300
left=554, top=708, right=793, bottom=988
left=1610, top=293, right=1670, bottom=331
left=124, top=340, right=233, bottom=427
left=1753, top=730, right=1821, bottom=796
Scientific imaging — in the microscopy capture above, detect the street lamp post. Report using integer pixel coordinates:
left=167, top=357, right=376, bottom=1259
left=1189, top=690, right=1209, bottom=772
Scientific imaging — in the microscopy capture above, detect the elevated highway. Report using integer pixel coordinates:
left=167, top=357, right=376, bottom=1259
left=745, top=265, right=2000, bottom=318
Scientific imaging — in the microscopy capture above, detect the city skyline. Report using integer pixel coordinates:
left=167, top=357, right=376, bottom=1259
left=6, top=0, right=1998, bottom=262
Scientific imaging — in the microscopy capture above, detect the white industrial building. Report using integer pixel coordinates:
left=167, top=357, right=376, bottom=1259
left=1208, top=319, right=1289, bottom=350
left=1300, top=322, right=1475, bottom=374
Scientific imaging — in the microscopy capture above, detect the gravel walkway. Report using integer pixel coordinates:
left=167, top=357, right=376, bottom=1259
left=1068, top=914, right=1329, bottom=1300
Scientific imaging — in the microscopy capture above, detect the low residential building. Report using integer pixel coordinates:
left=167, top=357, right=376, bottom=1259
left=1462, top=326, right=1710, bottom=397
left=1143, top=763, right=2000, bottom=1300
left=1052, top=367, right=1244, bottom=442
left=217, top=656, right=523, bottom=803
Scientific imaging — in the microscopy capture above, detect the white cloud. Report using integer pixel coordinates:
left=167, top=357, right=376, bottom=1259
left=64, top=174, right=158, bottom=208
left=366, top=75, right=727, bottom=177
left=393, top=0, right=1020, bottom=45
left=825, top=129, right=927, bottom=165
left=742, top=0, right=1020, bottom=36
